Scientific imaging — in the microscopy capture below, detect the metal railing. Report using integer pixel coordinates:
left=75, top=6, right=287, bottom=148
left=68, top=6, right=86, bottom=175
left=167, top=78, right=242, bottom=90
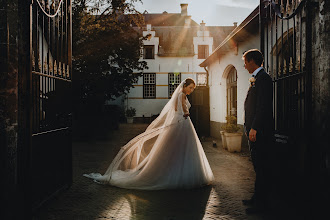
left=30, top=0, right=72, bottom=211
left=31, top=0, right=72, bottom=134
left=260, top=0, right=311, bottom=135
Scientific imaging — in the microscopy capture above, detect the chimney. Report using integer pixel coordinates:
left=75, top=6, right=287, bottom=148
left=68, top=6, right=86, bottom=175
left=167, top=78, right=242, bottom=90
left=233, top=22, right=238, bottom=27
left=180, top=3, right=188, bottom=16
left=200, top=20, right=206, bottom=31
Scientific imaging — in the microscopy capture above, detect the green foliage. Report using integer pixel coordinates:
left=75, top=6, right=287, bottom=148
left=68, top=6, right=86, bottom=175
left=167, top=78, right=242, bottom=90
left=221, top=116, right=240, bottom=133
left=72, top=0, right=148, bottom=109
left=125, top=107, right=136, bottom=117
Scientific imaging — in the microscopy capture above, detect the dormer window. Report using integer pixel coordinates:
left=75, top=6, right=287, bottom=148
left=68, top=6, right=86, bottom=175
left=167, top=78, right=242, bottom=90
left=143, top=45, right=154, bottom=59
left=198, top=45, right=209, bottom=59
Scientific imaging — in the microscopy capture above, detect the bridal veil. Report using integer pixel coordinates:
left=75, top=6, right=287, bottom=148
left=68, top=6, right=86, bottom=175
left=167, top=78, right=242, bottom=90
left=84, top=79, right=214, bottom=190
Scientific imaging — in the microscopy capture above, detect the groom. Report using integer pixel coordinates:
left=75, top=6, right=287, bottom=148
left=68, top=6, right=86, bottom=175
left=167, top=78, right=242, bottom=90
left=242, top=49, right=274, bottom=214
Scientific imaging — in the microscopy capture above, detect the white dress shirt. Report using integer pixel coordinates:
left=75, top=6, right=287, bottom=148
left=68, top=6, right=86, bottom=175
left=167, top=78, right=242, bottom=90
left=252, top=66, right=263, bottom=78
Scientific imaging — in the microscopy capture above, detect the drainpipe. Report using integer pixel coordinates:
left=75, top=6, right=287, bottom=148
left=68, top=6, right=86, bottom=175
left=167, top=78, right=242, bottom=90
left=204, top=66, right=209, bottom=88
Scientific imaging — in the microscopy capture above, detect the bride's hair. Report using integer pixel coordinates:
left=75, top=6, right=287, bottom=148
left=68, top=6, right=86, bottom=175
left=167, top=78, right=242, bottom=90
left=183, top=78, right=196, bottom=87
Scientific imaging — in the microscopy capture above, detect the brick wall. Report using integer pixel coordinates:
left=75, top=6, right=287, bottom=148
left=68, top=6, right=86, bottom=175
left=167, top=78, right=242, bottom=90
left=310, top=0, right=330, bottom=216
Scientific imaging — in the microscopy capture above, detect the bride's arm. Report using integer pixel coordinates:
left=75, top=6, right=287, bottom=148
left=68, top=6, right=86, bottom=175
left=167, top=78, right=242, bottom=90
left=182, top=94, right=189, bottom=117
left=175, top=96, right=178, bottom=111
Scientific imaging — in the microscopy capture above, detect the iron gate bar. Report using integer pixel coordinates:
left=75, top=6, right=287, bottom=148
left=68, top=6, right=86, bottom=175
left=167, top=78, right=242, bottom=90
left=286, top=9, right=290, bottom=130
left=32, top=127, right=70, bottom=136
left=32, top=0, right=72, bottom=134
left=299, top=11, right=303, bottom=128
left=281, top=12, right=284, bottom=76
left=32, top=70, right=72, bottom=82
left=266, top=6, right=268, bottom=71
left=260, top=0, right=310, bottom=133
left=271, top=0, right=306, bottom=20
left=270, top=3, right=273, bottom=77
left=272, top=72, right=305, bottom=81
left=29, top=0, right=72, bottom=211
left=275, top=8, right=278, bottom=129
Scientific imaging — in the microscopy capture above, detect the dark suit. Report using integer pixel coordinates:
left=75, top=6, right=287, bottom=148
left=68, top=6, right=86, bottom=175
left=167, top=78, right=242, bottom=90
left=244, top=68, right=274, bottom=208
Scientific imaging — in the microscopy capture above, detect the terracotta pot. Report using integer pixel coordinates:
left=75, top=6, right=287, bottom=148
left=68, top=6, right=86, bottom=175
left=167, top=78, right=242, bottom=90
left=220, top=131, right=227, bottom=149
left=224, top=132, right=243, bottom=153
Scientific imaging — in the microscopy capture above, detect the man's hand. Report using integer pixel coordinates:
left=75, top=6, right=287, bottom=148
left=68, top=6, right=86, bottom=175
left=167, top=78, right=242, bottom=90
left=249, top=128, right=257, bottom=142
left=183, top=113, right=190, bottom=119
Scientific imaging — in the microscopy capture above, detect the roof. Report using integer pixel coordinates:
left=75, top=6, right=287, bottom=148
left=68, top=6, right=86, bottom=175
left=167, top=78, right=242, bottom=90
left=199, top=6, right=260, bottom=67
left=151, top=26, right=234, bottom=57
left=128, top=12, right=235, bottom=57
left=142, top=13, right=199, bottom=26
left=206, top=26, right=237, bottom=50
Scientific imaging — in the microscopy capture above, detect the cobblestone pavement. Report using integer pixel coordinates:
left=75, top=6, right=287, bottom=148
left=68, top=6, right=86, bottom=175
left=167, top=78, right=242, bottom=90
left=34, top=123, right=269, bottom=220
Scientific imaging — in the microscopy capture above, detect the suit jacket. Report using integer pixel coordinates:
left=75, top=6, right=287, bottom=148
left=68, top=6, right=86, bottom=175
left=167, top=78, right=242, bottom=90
left=244, top=69, right=274, bottom=136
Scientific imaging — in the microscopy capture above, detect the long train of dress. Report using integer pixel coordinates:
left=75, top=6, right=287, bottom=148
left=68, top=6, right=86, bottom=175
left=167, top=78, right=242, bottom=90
left=84, top=91, right=214, bottom=190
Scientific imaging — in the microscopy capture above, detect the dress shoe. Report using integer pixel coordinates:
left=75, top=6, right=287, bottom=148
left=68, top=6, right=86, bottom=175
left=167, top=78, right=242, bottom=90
left=242, top=199, right=255, bottom=206
left=245, top=207, right=264, bottom=214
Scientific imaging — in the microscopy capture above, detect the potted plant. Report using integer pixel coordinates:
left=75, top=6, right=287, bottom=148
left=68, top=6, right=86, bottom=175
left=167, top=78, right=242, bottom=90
left=221, top=116, right=243, bottom=153
left=125, top=107, right=136, bottom=124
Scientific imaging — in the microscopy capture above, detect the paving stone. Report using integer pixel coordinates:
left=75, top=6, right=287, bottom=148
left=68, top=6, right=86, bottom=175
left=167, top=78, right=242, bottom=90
left=33, top=123, right=265, bottom=220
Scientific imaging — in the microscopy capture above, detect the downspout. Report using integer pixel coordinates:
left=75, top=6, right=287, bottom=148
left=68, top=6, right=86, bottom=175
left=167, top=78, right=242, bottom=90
left=204, top=66, right=209, bottom=88
left=203, top=65, right=211, bottom=137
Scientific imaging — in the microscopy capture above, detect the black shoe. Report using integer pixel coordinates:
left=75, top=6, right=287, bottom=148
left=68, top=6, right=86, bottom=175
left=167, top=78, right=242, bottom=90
left=242, top=199, right=255, bottom=206
left=245, top=207, right=264, bottom=215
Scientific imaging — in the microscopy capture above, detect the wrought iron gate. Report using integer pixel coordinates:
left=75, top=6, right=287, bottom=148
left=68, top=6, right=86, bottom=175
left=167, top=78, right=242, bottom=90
left=29, top=0, right=72, bottom=211
left=259, top=0, right=312, bottom=187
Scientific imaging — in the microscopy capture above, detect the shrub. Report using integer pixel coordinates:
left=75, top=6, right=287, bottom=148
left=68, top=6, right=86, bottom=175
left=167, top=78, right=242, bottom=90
left=125, top=107, right=136, bottom=117
left=221, top=115, right=240, bottom=133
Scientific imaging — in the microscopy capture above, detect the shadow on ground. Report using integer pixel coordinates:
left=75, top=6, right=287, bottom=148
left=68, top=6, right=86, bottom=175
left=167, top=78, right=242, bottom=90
left=33, top=124, right=261, bottom=220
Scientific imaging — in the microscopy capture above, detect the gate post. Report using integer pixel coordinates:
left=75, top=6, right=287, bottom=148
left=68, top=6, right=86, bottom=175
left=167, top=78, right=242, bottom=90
left=17, top=0, right=33, bottom=219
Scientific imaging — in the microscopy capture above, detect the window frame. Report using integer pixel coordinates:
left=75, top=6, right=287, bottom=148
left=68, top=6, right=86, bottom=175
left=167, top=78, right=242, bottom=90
left=143, top=45, right=155, bottom=59
left=168, top=73, right=181, bottom=98
left=197, top=72, right=207, bottom=86
left=198, top=45, right=209, bottom=59
left=143, top=73, right=156, bottom=99
left=226, top=68, right=238, bottom=117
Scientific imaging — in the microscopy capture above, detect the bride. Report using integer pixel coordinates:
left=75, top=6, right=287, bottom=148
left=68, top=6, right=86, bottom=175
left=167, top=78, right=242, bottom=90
left=84, top=78, right=214, bottom=190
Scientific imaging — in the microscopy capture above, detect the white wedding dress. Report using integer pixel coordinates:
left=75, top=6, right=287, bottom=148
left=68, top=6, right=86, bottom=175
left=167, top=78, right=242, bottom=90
left=84, top=80, right=214, bottom=190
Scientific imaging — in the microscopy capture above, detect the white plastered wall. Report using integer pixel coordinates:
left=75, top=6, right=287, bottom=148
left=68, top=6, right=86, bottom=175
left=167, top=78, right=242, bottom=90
left=208, top=34, right=260, bottom=125
left=124, top=24, right=213, bottom=117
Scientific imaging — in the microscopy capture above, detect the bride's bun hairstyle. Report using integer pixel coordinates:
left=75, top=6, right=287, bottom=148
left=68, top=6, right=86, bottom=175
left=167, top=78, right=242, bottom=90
left=183, top=78, right=196, bottom=87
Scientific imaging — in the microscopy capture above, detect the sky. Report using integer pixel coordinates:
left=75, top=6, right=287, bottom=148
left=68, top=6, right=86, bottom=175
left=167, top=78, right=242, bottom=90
left=134, top=0, right=259, bottom=26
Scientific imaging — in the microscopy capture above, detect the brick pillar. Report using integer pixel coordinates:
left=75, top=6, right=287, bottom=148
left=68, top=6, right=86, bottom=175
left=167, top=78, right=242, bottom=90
left=0, top=0, right=20, bottom=219
left=311, top=0, right=330, bottom=217
left=0, top=0, right=32, bottom=219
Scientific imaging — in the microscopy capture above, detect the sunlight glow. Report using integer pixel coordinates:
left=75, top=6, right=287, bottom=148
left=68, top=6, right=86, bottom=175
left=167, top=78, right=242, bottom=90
left=215, top=0, right=258, bottom=9
left=134, top=0, right=259, bottom=26
left=101, top=197, right=132, bottom=219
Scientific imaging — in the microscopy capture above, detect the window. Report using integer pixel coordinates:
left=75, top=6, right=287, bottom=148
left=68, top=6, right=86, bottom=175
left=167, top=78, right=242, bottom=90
left=168, top=73, right=181, bottom=98
left=197, top=73, right=207, bottom=86
left=143, top=45, right=154, bottom=59
left=226, top=67, right=237, bottom=117
left=143, top=73, right=156, bottom=98
left=198, top=45, right=209, bottom=59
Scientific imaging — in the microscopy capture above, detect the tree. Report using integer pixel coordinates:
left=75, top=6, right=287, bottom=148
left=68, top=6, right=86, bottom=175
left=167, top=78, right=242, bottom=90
left=72, top=0, right=147, bottom=136
left=72, top=0, right=147, bottom=108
